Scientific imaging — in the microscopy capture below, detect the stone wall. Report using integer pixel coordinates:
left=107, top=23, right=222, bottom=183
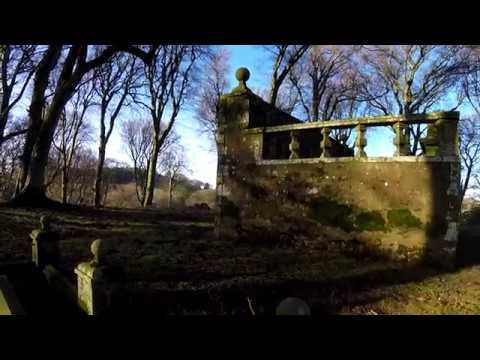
left=216, top=69, right=461, bottom=268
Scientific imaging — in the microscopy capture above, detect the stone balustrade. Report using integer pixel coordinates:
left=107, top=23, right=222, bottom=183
left=241, top=111, right=459, bottom=161
left=216, top=67, right=462, bottom=269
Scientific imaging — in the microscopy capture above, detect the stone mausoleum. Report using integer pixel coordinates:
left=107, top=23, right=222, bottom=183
left=215, top=68, right=461, bottom=268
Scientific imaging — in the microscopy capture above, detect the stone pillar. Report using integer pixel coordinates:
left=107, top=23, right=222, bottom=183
left=421, top=113, right=459, bottom=158
left=420, top=112, right=461, bottom=269
left=74, top=239, right=115, bottom=315
left=30, top=215, right=59, bottom=269
left=355, top=124, right=367, bottom=158
left=442, top=119, right=461, bottom=268
left=436, top=114, right=460, bottom=157
left=215, top=68, right=253, bottom=241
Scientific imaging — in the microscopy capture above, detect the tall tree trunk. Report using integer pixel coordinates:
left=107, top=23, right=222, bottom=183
left=143, top=139, right=160, bottom=207
left=93, top=141, right=106, bottom=207
left=0, top=89, right=12, bottom=146
left=461, top=163, right=473, bottom=207
left=410, top=124, right=421, bottom=155
left=16, top=46, right=62, bottom=195
left=269, top=80, right=279, bottom=107
left=311, top=92, right=320, bottom=121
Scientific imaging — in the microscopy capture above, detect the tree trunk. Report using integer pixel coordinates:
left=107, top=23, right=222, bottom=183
left=11, top=92, right=73, bottom=207
left=461, top=163, right=473, bottom=207
left=0, top=92, right=11, bottom=146
left=410, top=124, right=421, bottom=155
left=10, top=136, right=59, bottom=207
left=143, top=139, right=160, bottom=207
left=168, top=175, right=173, bottom=208
left=93, top=141, right=106, bottom=207
left=269, top=80, right=279, bottom=107
left=15, top=46, right=62, bottom=196
left=61, top=163, right=68, bottom=204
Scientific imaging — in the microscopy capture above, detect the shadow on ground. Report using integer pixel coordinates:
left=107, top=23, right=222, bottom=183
left=3, top=204, right=480, bottom=315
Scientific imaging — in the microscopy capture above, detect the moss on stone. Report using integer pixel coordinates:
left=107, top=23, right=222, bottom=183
left=387, top=209, right=422, bottom=228
left=355, top=211, right=386, bottom=232
left=309, top=196, right=356, bottom=232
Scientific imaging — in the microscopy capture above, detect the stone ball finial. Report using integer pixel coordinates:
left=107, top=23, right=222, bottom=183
left=235, top=67, right=250, bottom=84
left=90, top=239, right=104, bottom=265
left=276, top=297, right=311, bottom=315
left=40, top=215, right=51, bottom=232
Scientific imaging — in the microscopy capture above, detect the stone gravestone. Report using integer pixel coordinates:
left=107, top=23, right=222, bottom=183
left=276, top=297, right=311, bottom=315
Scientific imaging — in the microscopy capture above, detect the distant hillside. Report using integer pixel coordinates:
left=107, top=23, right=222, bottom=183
left=104, top=166, right=212, bottom=191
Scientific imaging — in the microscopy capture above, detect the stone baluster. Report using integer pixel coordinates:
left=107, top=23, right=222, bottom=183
left=355, top=124, right=367, bottom=158
left=30, top=215, right=59, bottom=269
left=420, top=122, right=440, bottom=157
left=320, top=127, right=332, bottom=158
left=393, top=121, right=411, bottom=156
left=289, top=131, right=300, bottom=159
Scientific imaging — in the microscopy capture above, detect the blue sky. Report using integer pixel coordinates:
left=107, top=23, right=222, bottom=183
left=11, top=45, right=475, bottom=188
left=105, top=45, right=477, bottom=187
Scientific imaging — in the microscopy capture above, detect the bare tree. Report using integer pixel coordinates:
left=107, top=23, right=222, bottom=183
left=51, top=82, right=95, bottom=204
left=463, top=52, right=480, bottom=115
left=358, top=45, right=470, bottom=153
left=133, top=45, right=203, bottom=207
left=264, top=45, right=310, bottom=106
left=459, top=116, right=480, bottom=205
left=158, top=143, right=189, bottom=208
left=120, top=117, right=153, bottom=206
left=0, top=45, right=38, bottom=146
left=120, top=117, right=181, bottom=206
left=195, top=47, right=230, bottom=147
left=0, top=117, right=26, bottom=200
left=289, top=46, right=366, bottom=121
left=68, top=148, right=97, bottom=205
left=460, top=57, right=480, bottom=205
left=101, top=158, right=125, bottom=206
left=11, top=45, right=158, bottom=206
left=92, top=53, right=140, bottom=207
left=287, top=46, right=374, bottom=146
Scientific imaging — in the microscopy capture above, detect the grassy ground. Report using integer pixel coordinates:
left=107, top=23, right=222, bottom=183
left=1, top=205, right=480, bottom=315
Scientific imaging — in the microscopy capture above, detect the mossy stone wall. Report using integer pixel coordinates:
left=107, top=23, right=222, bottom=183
left=216, top=85, right=460, bottom=267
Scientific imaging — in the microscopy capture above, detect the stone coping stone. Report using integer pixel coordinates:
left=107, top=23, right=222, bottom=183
left=0, top=275, right=25, bottom=315
left=257, top=156, right=458, bottom=165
